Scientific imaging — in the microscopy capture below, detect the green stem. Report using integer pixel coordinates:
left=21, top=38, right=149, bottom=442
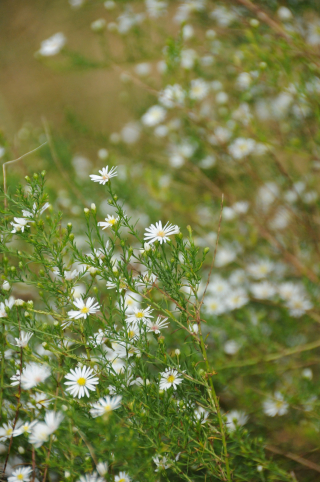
left=198, top=322, right=231, bottom=482
left=0, top=321, right=5, bottom=419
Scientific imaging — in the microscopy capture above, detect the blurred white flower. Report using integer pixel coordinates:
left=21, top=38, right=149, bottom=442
left=263, top=392, right=288, bottom=416
left=39, top=33, right=66, bottom=56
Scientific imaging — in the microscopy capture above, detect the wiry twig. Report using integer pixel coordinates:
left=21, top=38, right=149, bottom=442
left=2, top=142, right=47, bottom=209
left=266, top=445, right=320, bottom=474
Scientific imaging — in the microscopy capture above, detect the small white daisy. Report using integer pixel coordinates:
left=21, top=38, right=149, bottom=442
left=10, top=362, right=51, bottom=390
left=68, top=297, right=100, bottom=320
left=78, top=473, right=104, bottom=482
left=13, top=419, right=38, bottom=436
left=225, top=410, right=248, bottom=431
left=159, top=368, right=183, bottom=390
left=11, top=217, right=30, bottom=233
left=0, top=302, right=7, bottom=318
left=8, top=467, right=33, bottom=482
left=263, top=392, right=288, bottom=417
left=90, top=165, right=117, bottom=184
left=146, top=316, right=169, bottom=334
left=14, top=331, right=33, bottom=348
left=64, top=366, right=99, bottom=398
left=125, top=306, right=153, bottom=325
left=0, top=421, right=14, bottom=440
left=144, top=220, right=180, bottom=244
left=114, top=472, right=131, bottom=482
left=98, top=215, right=119, bottom=229
left=39, top=32, right=66, bottom=56
left=90, top=395, right=122, bottom=417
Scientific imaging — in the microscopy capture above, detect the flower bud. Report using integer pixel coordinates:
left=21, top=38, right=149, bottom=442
left=67, top=223, right=72, bottom=232
left=204, top=247, right=210, bottom=255
left=91, top=203, right=96, bottom=212
left=250, top=18, right=259, bottom=27
left=25, top=176, right=31, bottom=183
left=41, top=170, right=46, bottom=177
left=175, top=348, right=181, bottom=356
left=84, top=208, right=90, bottom=215
left=27, top=300, right=33, bottom=308
left=2, top=281, right=10, bottom=291
left=33, top=173, right=39, bottom=180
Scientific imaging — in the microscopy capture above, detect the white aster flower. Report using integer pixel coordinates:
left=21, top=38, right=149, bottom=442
left=159, top=84, right=185, bottom=108
left=189, top=78, right=209, bottom=100
left=97, top=215, right=119, bottom=229
left=204, top=296, right=228, bottom=315
left=125, top=305, right=153, bottom=325
left=39, top=32, right=66, bottom=56
left=114, top=471, right=131, bottom=482
left=225, top=410, right=248, bottom=430
left=68, top=297, right=100, bottom=320
left=64, top=269, right=79, bottom=281
left=8, top=467, right=33, bottom=482
left=159, top=368, right=183, bottom=390
left=0, top=302, right=7, bottom=318
left=141, top=105, right=166, bottom=126
left=286, top=295, right=313, bottom=317
left=146, top=0, right=168, bottom=18
left=122, top=291, right=142, bottom=314
left=96, top=462, right=108, bottom=477
left=144, top=220, right=180, bottom=244
left=6, top=296, right=16, bottom=309
left=228, top=138, right=256, bottom=160
left=250, top=281, right=276, bottom=300
left=11, top=362, right=51, bottom=390
left=11, top=217, right=30, bottom=233
left=78, top=473, right=104, bottom=482
left=247, top=259, right=274, bottom=279
left=226, top=290, right=249, bottom=310
left=0, top=421, right=14, bottom=440
left=14, top=331, right=33, bottom=348
left=13, top=420, right=38, bottom=436
left=90, top=395, right=122, bottom=418
left=146, top=316, right=169, bottom=334
left=194, top=406, right=209, bottom=424
left=22, top=202, right=50, bottom=218
left=27, top=392, right=52, bottom=412
left=224, top=340, right=240, bottom=355
left=44, top=411, right=64, bottom=433
left=29, top=422, right=51, bottom=447
left=64, top=366, right=99, bottom=398
left=89, top=166, right=117, bottom=185
left=263, top=392, right=288, bottom=417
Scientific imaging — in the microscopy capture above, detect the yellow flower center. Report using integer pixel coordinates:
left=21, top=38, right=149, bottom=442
left=119, top=281, right=127, bottom=289
left=128, top=330, right=135, bottom=339
left=276, top=400, right=284, bottom=409
left=135, top=312, right=144, bottom=318
left=104, top=404, right=111, bottom=412
left=109, top=218, right=116, bottom=225
left=6, top=428, right=12, bottom=435
left=81, top=306, right=89, bottom=314
left=102, top=174, right=109, bottom=180
left=167, top=375, right=175, bottom=384
left=77, top=377, right=86, bottom=386
left=157, top=230, right=165, bottom=237
left=17, top=474, right=24, bottom=480
left=118, top=479, right=125, bottom=482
